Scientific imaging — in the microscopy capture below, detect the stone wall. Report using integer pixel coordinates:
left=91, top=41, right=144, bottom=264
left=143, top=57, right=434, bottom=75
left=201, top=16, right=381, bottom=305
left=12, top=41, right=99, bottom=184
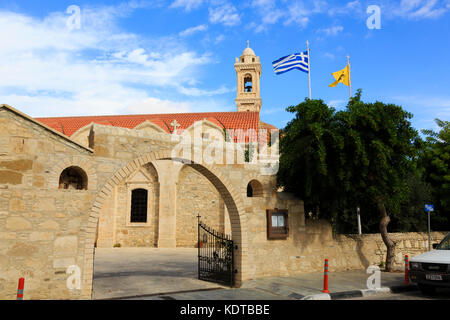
left=245, top=212, right=448, bottom=279
left=176, top=165, right=225, bottom=247
left=0, top=108, right=97, bottom=299
left=241, top=188, right=448, bottom=279
left=0, top=189, right=94, bottom=299
left=245, top=192, right=307, bottom=278
left=334, top=230, right=448, bottom=270
left=91, top=124, right=173, bottom=160
left=113, top=163, right=159, bottom=247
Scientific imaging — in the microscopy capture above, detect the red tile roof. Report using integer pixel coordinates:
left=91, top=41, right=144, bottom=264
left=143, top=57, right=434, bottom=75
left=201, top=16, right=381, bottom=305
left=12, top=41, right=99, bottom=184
left=34, top=112, right=273, bottom=143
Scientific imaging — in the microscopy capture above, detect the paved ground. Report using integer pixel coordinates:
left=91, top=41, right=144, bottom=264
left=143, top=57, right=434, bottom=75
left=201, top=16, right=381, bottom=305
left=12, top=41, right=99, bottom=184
left=121, top=271, right=410, bottom=300
left=347, top=288, right=450, bottom=300
left=93, top=248, right=223, bottom=300
left=94, top=248, right=416, bottom=300
left=125, top=271, right=408, bottom=300
left=240, top=270, right=406, bottom=298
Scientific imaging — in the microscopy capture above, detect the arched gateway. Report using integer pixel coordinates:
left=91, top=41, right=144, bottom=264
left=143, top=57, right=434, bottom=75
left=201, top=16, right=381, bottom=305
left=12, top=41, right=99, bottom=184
left=81, top=150, right=249, bottom=298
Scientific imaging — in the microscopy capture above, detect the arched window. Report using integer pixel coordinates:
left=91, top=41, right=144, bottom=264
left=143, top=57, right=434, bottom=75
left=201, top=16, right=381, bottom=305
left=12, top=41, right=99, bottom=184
left=247, top=183, right=253, bottom=197
left=130, top=188, right=148, bottom=223
left=59, top=166, right=88, bottom=190
left=244, top=74, right=253, bottom=92
left=247, top=180, right=263, bottom=197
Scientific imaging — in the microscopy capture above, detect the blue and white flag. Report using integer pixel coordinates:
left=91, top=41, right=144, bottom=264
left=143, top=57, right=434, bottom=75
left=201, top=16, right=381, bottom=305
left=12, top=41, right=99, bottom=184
left=272, top=51, right=309, bottom=75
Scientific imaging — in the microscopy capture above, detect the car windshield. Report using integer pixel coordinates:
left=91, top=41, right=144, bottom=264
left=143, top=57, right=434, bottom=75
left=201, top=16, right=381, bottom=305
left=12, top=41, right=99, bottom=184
left=436, top=234, right=450, bottom=250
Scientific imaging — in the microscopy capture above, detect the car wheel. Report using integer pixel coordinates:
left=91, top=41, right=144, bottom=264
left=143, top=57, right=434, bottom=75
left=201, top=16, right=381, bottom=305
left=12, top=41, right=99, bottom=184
left=418, top=283, right=436, bottom=295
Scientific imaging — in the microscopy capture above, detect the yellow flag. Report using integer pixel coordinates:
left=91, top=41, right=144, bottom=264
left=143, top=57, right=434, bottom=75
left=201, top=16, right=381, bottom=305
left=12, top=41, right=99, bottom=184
left=329, top=65, right=350, bottom=87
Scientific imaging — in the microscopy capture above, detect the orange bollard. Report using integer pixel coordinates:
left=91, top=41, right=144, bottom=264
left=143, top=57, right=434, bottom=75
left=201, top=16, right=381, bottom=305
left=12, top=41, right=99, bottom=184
left=322, top=259, right=330, bottom=293
left=17, top=278, right=24, bottom=300
left=404, top=255, right=409, bottom=285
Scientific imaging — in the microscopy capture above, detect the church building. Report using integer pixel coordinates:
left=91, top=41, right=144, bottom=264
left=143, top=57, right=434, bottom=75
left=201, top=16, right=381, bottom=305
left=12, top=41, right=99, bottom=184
left=32, top=43, right=278, bottom=249
left=0, top=44, right=379, bottom=300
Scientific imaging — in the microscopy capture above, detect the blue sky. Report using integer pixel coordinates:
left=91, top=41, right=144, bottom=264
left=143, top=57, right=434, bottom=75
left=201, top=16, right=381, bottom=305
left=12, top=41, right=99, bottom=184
left=0, top=0, right=449, bottom=131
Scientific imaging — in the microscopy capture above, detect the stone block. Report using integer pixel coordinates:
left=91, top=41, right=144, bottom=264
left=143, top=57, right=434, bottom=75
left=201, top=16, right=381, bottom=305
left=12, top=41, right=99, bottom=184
left=0, top=232, right=16, bottom=240
left=7, top=243, right=38, bottom=257
left=53, top=258, right=75, bottom=269
left=38, top=220, right=60, bottom=230
left=29, top=231, right=54, bottom=241
left=9, top=198, right=24, bottom=212
left=33, top=175, right=45, bottom=188
left=0, top=170, right=23, bottom=184
left=54, top=236, right=78, bottom=257
left=6, top=217, right=31, bottom=230
left=0, top=159, right=33, bottom=171
left=33, top=198, right=56, bottom=211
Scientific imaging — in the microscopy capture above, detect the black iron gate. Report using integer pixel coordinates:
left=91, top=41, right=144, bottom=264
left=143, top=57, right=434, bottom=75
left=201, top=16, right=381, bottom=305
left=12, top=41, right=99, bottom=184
left=198, top=216, right=235, bottom=287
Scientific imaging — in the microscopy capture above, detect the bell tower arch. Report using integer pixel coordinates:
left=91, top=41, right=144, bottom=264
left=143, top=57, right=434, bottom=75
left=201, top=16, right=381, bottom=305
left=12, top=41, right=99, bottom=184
left=235, top=41, right=262, bottom=112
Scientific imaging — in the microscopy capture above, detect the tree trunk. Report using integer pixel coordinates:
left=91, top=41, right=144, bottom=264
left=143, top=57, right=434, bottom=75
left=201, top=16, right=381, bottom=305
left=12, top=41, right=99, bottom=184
left=378, top=200, right=395, bottom=272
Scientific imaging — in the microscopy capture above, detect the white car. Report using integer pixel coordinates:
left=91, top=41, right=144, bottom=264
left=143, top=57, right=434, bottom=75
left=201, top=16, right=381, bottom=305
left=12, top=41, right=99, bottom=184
left=409, top=233, right=450, bottom=294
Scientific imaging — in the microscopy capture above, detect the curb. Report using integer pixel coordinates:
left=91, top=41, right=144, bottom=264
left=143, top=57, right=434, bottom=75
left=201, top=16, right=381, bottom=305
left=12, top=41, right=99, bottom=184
left=301, top=284, right=418, bottom=300
left=97, top=287, right=225, bottom=300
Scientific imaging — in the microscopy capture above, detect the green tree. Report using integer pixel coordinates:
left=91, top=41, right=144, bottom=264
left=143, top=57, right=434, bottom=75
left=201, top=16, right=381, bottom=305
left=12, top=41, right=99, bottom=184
left=420, top=119, right=450, bottom=229
left=277, top=98, right=346, bottom=220
left=337, top=90, right=420, bottom=271
left=277, top=91, right=421, bottom=271
left=392, top=170, right=433, bottom=232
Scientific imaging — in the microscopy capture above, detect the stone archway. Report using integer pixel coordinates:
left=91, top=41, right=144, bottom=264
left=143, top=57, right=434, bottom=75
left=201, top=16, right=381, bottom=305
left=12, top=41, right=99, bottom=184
left=81, top=150, right=248, bottom=299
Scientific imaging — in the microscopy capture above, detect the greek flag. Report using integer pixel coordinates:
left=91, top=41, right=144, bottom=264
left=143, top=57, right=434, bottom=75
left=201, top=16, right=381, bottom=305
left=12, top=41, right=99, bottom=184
left=272, top=51, right=309, bottom=75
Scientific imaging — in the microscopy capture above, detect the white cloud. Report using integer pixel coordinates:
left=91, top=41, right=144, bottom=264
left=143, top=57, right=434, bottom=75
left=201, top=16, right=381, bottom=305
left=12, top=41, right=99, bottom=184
left=247, top=0, right=448, bottom=34
left=323, top=52, right=335, bottom=59
left=170, top=0, right=204, bottom=11
left=327, top=100, right=346, bottom=109
left=380, top=0, right=450, bottom=20
left=284, top=2, right=311, bottom=28
left=177, top=85, right=232, bottom=96
left=214, top=34, right=226, bottom=44
left=328, top=1, right=363, bottom=16
left=390, top=95, right=450, bottom=131
left=250, top=0, right=284, bottom=33
left=260, top=107, right=284, bottom=115
left=251, top=0, right=276, bottom=7
left=317, top=25, right=344, bottom=36
left=0, top=5, right=226, bottom=117
left=206, top=0, right=450, bottom=36
left=125, top=97, right=193, bottom=114
left=392, top=95, right=450, bottom=109
left=179, top=24, right=208, bottom=37
left=280, top=0, right=326, bottom=28
left=209, top=3, right=240, bottom=26
left=397, top=0, right=449, bottom=19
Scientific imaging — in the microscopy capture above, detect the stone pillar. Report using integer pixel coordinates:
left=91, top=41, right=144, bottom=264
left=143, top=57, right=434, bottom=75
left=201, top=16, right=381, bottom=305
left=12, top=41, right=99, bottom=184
left=224, top=205, right=231, bottom=235
left=155, top=160, right=181, bottom=248
left=96, top=186, right=117, bottom=247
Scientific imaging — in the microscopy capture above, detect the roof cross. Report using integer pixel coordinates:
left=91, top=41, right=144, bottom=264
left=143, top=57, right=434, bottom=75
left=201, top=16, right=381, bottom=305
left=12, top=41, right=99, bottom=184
left=170, top=119, right=181, bottom=134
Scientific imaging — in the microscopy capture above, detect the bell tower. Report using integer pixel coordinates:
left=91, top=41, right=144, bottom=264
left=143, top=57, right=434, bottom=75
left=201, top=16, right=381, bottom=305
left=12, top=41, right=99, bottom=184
left=235, top=41, right=262, bottom=112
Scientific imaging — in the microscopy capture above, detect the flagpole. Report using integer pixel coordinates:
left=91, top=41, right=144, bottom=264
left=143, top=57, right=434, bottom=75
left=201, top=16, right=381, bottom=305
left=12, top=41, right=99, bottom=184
left=307, top=40, right=312, bottom=99
left=347, top=55, right=352, bottom=99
